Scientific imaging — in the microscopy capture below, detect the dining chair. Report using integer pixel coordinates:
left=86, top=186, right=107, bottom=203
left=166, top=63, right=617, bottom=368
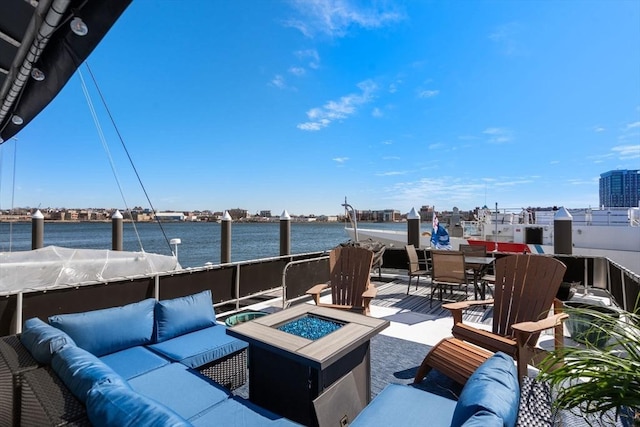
left=404, top=245, right=430, bottom=294
left=460, top=244, right=493, bottom=299
left=459, top=243, right=487, bottom=257
left=429, top=250, right=470, bottom=307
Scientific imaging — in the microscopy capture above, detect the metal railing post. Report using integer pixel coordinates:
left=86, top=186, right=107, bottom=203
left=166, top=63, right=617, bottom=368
left=235, top=264, right=241, bottom=311
left=15, top=292, right=23, bottom=334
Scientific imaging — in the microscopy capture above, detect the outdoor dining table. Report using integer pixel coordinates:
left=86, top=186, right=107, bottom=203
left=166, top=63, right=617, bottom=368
left=464, top=255, right=496, bottom=300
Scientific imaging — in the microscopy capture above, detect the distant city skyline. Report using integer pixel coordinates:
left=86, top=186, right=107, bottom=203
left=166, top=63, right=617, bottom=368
left=0, top=1, right=638, bottom=216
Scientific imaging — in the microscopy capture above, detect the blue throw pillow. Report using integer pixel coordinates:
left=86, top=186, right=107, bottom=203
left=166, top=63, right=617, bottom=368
left=451, top=352, right=520, bottom=427
left=49, top=298, right=155, bottom=357
left=154, top=290, right=216, bottom=343
left=51, top=345, right=129, bottom=404
left=86, top=382, right=192, bottom=427
left=20, top=317, right=76, bottom=364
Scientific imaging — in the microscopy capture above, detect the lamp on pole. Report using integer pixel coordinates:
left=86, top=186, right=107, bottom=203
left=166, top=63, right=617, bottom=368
left=170, top=238, right=181, bottom=263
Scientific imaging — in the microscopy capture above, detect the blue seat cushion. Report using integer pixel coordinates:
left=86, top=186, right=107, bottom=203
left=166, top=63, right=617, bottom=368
left=148, top=325, right=247, bottom=369
left=20, top=317, right=75, bottom=364
left=350, top=384, right=458, bottom=427
left=86, top=382, right=192, bottom=427
left=49, top=298, right=155, bottom=357
left=451, top=352, right=520, bottom=427
left=154, top=290, right=216, bottom=343
left=51, top=345, right=129, bottom=403
left=189, top=397, right=301, bottom=426
left=128, top=362, right=230, bottom=420
left=100, top=346, right=170, bottom=380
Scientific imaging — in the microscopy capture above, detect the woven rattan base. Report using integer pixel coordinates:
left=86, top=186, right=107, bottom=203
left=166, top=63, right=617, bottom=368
left=20, top=366, right=90, bottom=427
left=0, top=334, right=40, bottom=426
left=198, top=348, right=247, bottom=390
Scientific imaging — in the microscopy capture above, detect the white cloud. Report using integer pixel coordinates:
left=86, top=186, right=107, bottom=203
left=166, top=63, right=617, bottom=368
left=626, top=121, right=640, bottom=130
left=382, top=140, right=393, bottom=145
left=418, top=89, right=439, bottom=98
left=594, top=126, right=605, bottom=132
left=297, top=80, right=377, bottom=131
left=289, top=66, right=306, bottom=76
left=294, top=49, right=320, bottom=69
left=482, top=127, right=513, bottom=144
left=286, top=0, right=405, bottom=38
left=489, top=22, right=524, bottom=56
left=376, top=171, right=407, bottom=176
left=612, top=144, right=640, bottom=159
left=372, top=107, right=383, bottom=118
left=270, top=75, right=286, bottom=89
left=333, top=157, right=349, bottom=163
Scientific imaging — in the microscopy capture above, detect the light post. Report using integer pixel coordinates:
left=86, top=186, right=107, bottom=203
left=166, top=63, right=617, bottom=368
left=170, top=238, right=181, bottom=263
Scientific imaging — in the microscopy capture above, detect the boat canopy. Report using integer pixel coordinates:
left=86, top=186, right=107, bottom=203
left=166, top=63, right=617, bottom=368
left=0, top=0, right=132, bottom=143
left=0, top=246, right=180, bottom=295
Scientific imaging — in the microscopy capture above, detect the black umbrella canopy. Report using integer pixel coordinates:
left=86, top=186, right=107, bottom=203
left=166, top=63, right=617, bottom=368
left=0, top=0, right=132, bottom=143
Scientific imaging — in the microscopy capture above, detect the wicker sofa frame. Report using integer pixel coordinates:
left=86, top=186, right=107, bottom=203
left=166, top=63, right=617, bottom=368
left=0, top=332, right=248, bottom=426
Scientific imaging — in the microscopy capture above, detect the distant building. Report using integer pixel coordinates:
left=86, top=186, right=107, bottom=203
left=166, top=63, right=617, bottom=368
left=227, top=208, right=248, bottom=220
left=154, top=212, right=185, bottom=221
left=599, top=169, right=640, bottom=208
left=357, top=209, right=400, bottom=222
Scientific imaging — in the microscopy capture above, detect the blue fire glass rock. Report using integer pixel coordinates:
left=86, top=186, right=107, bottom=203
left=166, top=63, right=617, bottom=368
left=278, top=315, right=343, bottom=340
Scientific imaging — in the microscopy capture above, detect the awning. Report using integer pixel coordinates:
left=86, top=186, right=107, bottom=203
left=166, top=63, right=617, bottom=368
left=0, top=0, right=132, bottom=143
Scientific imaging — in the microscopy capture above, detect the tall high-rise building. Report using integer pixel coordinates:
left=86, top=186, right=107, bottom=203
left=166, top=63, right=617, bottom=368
left=599, top=169, right=640, bottom=208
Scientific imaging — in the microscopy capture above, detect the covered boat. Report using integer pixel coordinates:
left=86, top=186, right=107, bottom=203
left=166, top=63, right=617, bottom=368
left=0, top=245, right=180, bottom=294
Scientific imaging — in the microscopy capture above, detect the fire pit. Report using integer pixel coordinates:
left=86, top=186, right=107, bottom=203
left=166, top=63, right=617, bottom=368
left=226, top=304, right=389, bottom=426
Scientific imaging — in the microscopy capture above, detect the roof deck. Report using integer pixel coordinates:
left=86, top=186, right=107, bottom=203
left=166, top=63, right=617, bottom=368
left=228, top=269, right=631, bottom=426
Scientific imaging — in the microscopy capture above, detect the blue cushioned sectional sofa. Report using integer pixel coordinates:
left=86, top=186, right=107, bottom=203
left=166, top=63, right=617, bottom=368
left=15, top=290, right=301, bottom=426
left=2, top=290, right=546, bottom=427
left=350, top=352, right=522, bottom=427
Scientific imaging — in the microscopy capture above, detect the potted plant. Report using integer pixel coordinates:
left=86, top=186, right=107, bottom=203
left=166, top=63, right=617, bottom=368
left=538, top=301, right=640, bottom=426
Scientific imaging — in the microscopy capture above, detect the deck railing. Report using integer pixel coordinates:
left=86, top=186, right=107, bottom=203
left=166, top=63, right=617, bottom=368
left=0, top=249, right=637, bottom=336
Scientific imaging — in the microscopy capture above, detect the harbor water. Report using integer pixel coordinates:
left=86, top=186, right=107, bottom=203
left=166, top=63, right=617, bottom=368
left=0, top=221, right=408, bottom=268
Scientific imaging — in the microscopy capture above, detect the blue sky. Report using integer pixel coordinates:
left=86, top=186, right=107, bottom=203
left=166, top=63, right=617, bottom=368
left=2, top=0, right=639, bottom=216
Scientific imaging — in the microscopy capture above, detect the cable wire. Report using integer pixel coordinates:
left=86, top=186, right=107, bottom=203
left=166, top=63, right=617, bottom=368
left=81, top=63, right=173, bottom=254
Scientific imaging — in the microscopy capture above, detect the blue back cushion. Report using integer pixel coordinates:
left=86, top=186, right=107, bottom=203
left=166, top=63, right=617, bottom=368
left=20, top=317, right=76, bottom=364
left=51, top=345, right=129, bottom=403
left=49, top=298, right=156, bottom=357
left=86, top=382, right=192, bottom=427
left=154, top=290, right=216, bottom=343
left=451, top=352, right=520, bottom=427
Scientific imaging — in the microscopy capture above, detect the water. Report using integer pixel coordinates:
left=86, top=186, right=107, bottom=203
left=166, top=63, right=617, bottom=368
left=0, top=221, right=402, bottom=268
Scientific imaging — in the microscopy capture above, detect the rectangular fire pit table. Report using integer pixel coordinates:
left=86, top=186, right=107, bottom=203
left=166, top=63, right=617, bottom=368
left=226, top=304, right=389, bottom=427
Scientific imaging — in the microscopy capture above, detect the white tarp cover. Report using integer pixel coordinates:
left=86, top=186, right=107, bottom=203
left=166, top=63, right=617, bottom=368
left=0, top=246, right=181, bottom=295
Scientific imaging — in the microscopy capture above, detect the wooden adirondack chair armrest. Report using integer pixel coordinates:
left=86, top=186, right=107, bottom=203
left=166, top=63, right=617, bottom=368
left=452, top=323, right=517, bottom=355
left=511, top=312, right=569, bottom=335
left=361, top=286, right=377, bottom=316
left=361, top=286, right=377, bottom=299
left=443, top=299, right=494, bottom=311
left=306, top=284, right=329, bottom=305
left=443, top=299, right=495, bottom=323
